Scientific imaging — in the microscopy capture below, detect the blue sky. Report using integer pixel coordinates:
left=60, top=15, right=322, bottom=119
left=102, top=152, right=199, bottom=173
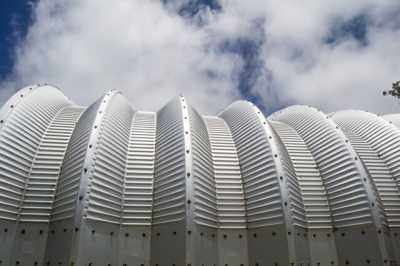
left=0, top=1, right=400, bottom=114
left=0, top=1, right=36, bottom=79
left=1, top=0, right=272, bottom=111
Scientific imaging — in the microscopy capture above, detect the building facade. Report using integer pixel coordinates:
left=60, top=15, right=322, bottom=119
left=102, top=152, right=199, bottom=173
left=0, top=85, right=399, bottom=265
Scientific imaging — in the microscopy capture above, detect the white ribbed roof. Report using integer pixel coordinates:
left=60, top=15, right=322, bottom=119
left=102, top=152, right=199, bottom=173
left=0, top=85, right=399, bottom=266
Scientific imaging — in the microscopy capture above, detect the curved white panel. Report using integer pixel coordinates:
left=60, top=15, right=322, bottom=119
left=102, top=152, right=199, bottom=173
left=204, top=116, right=246, bottom=229
left=0, top=86, right=70, bottom=221
left=269, top=123, right=307, bottom=229
left=219, top=101, right=284, bottom=228
left=270, top=106, right=376, bottom=228
left=122, top=111, right=156, bottom=226
left=84, top=93, right=134, bottom=224
left=220, top=101, right=310, bottom=264
left=188, top=107, right=218, bottom=228
left=152, top=98, right=186, bottom=225
left=269, top=120, right=332, bottom=229
left=332, top=110, right=400, bottom=228
left=270, top=106, right=393, bottom=265
left=19, top=106, right=84, bottom=222
left=51, top=95, right=104, bottom=222
left=0, top=87, right=399, bottom=265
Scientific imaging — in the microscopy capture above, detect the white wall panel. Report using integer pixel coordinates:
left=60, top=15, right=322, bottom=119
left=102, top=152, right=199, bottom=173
left=0, top=86, right=399, bottom=265
left=122, top=111, right=156, bottom=226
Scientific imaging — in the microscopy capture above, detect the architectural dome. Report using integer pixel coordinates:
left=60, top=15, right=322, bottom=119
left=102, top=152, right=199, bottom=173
left=0, top=84, right=399, bottom=265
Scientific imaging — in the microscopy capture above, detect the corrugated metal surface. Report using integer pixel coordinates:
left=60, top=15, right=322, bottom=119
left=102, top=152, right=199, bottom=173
left=122, top=111, right=156, bottom=225
left=152, top=98, right=186, bottom=225
left=85, top=93, right=133, bottom=224
left=338, top=113, right=400, bottom=191
left=188, top=107, right=218, bottom=228
left=269, top=120, right=333, bottom=229
left=51, top=98, right=102, bottom=221
left=333, top=110, right=400, bottom=227
left=1, top=86, right=400, bottom=265
left=220, top=101, right=284, bottom=228
left=19, top=106, right=84, bottom=222
left=204, top=116, right=246, bottom=229
left=270, top=106, right=373, bottom=228
left=0, top=86, right=70, bottom=221
left=269, top=122, right=308, bottom=229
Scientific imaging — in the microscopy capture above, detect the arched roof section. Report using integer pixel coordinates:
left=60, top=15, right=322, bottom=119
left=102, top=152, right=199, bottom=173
left=269, top=105, right=384, bottom=229
left=0, top=85, right=72, bottom=221
left=332, top=110, right=400, bottom=228
left=269, top=120, right=333, bottom=229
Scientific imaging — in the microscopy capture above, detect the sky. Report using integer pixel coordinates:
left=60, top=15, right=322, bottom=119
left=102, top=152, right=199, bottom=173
left=0, top=0, right=400, bottom=115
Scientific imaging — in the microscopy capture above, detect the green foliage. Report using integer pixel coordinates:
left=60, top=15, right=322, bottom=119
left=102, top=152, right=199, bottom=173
left=383, top=81, right=400, bottom=98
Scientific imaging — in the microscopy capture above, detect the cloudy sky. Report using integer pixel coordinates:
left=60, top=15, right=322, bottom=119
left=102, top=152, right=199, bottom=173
left=0, top=0, right=400, bottom=114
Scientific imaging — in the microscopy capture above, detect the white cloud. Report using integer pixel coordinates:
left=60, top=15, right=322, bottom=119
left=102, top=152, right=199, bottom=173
left=1, top=0, right=400, bottom=114
left=254, top=0, right=400, bottom=113
left=1, top=0, right=242, bottom=114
